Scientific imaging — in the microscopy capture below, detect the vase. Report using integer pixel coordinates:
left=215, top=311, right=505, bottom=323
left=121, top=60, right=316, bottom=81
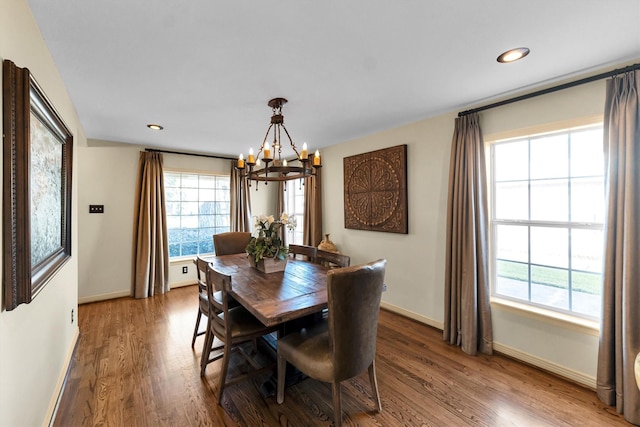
left=250, top=257, right=288, bottom=274
left=318, top=233, right=338, bottom=253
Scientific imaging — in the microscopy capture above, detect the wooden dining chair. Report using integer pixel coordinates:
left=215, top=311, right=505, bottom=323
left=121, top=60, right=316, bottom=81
left=213, top=231, right=251, bottom=256
left=201, top=264, right=278, bottom=404
left=191, top=257, right=212, bottom=349
left=276, top=259, right=387, bottom=427
left=288, top=244, right=317, bottom=262
left=315, top=249, right=350, bottom=269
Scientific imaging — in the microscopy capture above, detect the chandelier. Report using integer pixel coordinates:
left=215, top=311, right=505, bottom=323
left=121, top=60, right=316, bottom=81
left=236, top=98, right=321, bottom=187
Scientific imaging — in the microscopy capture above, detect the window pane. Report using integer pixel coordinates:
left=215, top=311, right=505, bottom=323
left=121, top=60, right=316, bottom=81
left=181, top=202, right=199, bottom=215
left=531, top=265, right=568, bottom=310
left=494, top=141, right=528, bottom=181
left=571, top=177, right=604, bottom=223
left=181, top=215, right=198, bottom=229
left=571, top=129, right=604, bottom=178
left=571, top=229, right=603, bottom=273
left=572, top=271, right=602, bottom=317
left=530, top=134, right=568, bottom=179
left=496, top=224, right=528, bottom=263
left=166, top=201, right=181, bottom=216
left=199, top=175, right=217, bottom=188
left=199, top=188, right=216, bottom=201
left=182, top=174, right=198, bottom=188
left=164, top=172, right=180, bottom=187
left=530, top=179, right=567, bottom=221
left=495, top=181, right=528, bottom=220
left=531, top=227, right=567, bottom=268
left=165, top=188, right=181, bottom=201
left=495, top=260, right=528, bottom=301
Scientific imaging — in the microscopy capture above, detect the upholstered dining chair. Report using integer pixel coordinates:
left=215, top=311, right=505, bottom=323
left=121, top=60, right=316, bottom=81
left=276, top=259, right=387, bottom=426
left=288, top=244, right=317, bottom=262
left=213, top=231, right=251, bottom=256
left=201, top=264, right=278, bottom=404
left=315, top=248, right=350, bottom=269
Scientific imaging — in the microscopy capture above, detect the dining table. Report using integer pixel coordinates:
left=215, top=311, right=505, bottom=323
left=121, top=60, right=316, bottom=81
left=204, top=252, right=331, bottom=396
left=204, top=252, right=330, bottom=328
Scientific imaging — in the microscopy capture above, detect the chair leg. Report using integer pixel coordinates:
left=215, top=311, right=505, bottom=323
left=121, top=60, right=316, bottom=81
left=332, top=382, right=342, bottom=427
left=191, top=311, right=202, bottom=348
left=200, top=326, right=213, bottom=377
left=217, top=343, right=232, bottom=404
left=276, top=354, right=286, bottom=404
left=368, top=361, right=382, bottom=412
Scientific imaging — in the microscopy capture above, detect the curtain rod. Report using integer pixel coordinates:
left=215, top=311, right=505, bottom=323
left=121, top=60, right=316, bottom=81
left=458, top=62, right=640, bottom=117
left=145, top=148, right=235, bottom=161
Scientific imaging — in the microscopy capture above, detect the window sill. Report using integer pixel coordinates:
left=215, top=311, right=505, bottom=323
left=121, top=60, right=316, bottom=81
left=490, top=297, right=600, bottom=336
left=169, top=254, right=212, bottom=264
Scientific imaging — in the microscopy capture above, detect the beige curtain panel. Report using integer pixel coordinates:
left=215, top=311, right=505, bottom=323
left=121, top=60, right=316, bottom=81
left=132, top=151, right=170, bottom=299
left=597, top=69, right=640, bottom=424
left=230, top=161, right=252, bottom=232
left=443, top=112, right=493, bottom=356
left=303, top=169, right=323, bottom=247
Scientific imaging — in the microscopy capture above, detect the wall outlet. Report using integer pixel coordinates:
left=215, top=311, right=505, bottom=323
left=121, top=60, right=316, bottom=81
left=182, top=266, right=188, bottom=274
left=89, top=204, right=104, bottom=213
left=71, top=308, right=74, bottom=324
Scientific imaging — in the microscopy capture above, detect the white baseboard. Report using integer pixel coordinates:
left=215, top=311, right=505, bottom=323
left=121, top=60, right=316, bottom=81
left=492, top=342, right=596, bottom=389
left=171, top=280, right=196, bottom=289
left=380, top=301, right=444, bottom=330
left=46, top=327, right=79, bottom=427
left=78, top=290, right=130, bottom=304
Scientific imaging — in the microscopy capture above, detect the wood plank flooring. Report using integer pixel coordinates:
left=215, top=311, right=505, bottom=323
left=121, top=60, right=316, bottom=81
left=53, top=285, right=629, bottom=426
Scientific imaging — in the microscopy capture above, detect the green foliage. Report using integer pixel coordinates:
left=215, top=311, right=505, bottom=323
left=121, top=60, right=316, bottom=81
left=246, top=215, right=290, bottom=263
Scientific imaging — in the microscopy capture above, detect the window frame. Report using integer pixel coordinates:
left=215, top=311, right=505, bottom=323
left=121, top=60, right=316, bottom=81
left=164, top=170, right=231, bottom=260
left=488, top=122, right=605, bottom=323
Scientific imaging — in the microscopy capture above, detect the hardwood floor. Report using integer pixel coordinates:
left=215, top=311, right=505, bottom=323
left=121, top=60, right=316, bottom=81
left=53, top=286, right=628, bottom=426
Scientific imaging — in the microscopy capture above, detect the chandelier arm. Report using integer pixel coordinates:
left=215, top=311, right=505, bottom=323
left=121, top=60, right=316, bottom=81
left=280, top=125, right=301, bottom=159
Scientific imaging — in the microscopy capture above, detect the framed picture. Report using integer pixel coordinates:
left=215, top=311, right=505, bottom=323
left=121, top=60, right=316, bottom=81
left=3, top=60, right=73, bottom=311
left=344, top=144, right=408, bottom=234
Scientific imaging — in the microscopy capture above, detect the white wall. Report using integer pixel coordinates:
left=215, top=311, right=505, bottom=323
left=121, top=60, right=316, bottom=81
left=321, top=65, right=637, bottom=388
left=77, top=144, right=276, bottom=302
left=0, top=1, right=84, bottom=425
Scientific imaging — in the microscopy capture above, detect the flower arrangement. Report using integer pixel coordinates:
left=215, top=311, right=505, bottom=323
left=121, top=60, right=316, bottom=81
left=246, top=213, right=297, bottom=263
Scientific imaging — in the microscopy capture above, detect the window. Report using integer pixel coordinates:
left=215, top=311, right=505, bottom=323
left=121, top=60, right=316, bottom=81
left=165, top=172, right=230, bottom=258
left=490, top=125, right=604, bottom=319
left=285, top=179, right=305, bottom=245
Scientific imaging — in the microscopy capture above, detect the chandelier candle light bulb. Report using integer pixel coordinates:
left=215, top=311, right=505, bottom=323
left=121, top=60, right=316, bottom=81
left=247, top=148, right=255, bottom=164
left=264, top=142, right=271, bottom=159
left=301, top=143, right=308, bottom=160
left=237, top=153, right=245, bottom=169
left=313, top=150, right=321, bottom=166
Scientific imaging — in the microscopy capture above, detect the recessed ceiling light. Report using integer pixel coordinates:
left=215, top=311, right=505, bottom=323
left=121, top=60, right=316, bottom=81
left=147, top=123, right=164, bottom=130
left=497, top=47, right=530, bottom=63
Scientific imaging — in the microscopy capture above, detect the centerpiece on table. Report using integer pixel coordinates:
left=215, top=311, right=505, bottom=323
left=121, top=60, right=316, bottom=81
left=246, top=213, right=297, bottom=273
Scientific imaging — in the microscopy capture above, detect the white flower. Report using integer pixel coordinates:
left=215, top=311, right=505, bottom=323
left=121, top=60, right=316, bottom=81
left=267, top=215, right=275, bottom=224
left=281, top=212, right=289, bottom=223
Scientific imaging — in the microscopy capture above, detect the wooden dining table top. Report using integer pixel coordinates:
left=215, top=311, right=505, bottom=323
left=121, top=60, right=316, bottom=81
left=205, top=253, right=330, bottom=327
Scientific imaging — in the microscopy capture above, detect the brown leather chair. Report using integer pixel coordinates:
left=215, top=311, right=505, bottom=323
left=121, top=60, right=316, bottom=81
left=316, top=249, right=350, bottom=268
left=213, top=231, right=251, bottom=256
left=201, top=264, right=278, bottom=404
left=288, top=244, right=317, bottom=262
left=276, top=259, right=387, bottom=426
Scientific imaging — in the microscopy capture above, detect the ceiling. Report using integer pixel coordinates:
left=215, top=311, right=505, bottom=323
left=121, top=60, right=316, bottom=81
left=27, top=0, right=640, bottom=158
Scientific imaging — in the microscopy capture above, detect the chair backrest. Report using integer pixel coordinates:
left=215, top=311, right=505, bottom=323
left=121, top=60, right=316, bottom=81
left=213, top=232, right=251, bottom=256
left=205, top=264, right=233, bottom=337
left=288, top=244, right=317, bottom=262
left=316, top=249, right=350, bottom=268
left=195, top=256, right=211, bottom=310
left=327, top=259, right=386, bottom=382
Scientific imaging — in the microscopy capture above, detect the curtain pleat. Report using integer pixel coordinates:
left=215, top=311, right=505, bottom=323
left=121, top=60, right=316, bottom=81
left=443, top=113, right=493, bottom=356
left=597, top=69, right=640, bottom=424
left=276, top=180, right=286, bottom=244
left=132, top=152, right=169, bottom=298
left=303, top=169, right=323, bottom=246
left=230, top=161, right=252, bottom=232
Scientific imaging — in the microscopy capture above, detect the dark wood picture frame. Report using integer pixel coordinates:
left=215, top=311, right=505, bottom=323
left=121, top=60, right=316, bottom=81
left=3, top=60, right=73, bottom=311
left=344, top=144, right=408, bottom=233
